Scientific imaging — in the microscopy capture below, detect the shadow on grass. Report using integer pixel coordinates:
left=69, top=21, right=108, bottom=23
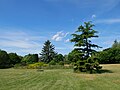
left=97, top=69, right=113, bottom=74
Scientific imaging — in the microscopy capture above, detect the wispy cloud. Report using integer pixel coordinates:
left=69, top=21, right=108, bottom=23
left=0, top=29, right=46, bottom=55
left=95, top=19, right=120, bottom=24
left=52, top=31, right=69, bottom=41
left=0, top=31, right=43, bottom=48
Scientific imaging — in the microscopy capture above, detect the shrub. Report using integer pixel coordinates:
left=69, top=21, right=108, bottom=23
left=49, top=60, right=56, bottom=65
left=58, top=61, right=64, bottom=65
left=27, top=62, right=45, bottom=69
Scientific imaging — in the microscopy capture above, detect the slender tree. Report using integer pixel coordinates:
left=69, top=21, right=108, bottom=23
left=40, top=40, right=56, bottom=63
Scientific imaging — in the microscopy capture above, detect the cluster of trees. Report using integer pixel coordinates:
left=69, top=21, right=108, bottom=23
left=21, top=54, right=38, bottom=65
left=0, top=40, right=65, bottom=68
left=1, top=21, right=120, bottom=72
left=0, top=50, right=22, bottom=68
left=95, top=40, right=120, bottom=64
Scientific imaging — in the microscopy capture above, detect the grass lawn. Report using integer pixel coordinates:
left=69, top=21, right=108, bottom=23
left=0, top=64, right=120, bottom=90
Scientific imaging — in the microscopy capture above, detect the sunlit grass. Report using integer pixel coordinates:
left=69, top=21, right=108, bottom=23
left=0, top=64, right=120, bottom=90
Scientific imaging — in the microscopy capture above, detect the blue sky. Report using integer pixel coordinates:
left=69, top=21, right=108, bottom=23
left=0, top=0, right=120, bottom=56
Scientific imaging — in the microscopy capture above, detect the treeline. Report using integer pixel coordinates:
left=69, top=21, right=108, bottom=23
left=0, top=50, right=40, bottom=68
left=0, top=50, right=22, bottom=68
left=67, top=40, right=120, bottom=64
left=95, top=40, right=120, bottom=64
left=1, top=40, right=120, bottom=69
left=1, top=22, right=120, bottom=70
left=0, top=40, right=66, bottom=69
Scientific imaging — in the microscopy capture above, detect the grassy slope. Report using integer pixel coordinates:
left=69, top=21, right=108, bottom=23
left=0, top=64, right=120, bottom=90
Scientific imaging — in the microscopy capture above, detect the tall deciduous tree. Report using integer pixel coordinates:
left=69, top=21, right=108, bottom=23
left=40, top=40, right=56, bottom=63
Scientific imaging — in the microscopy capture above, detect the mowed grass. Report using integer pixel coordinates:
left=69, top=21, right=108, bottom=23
left=0, top=64, right=120, bottom=90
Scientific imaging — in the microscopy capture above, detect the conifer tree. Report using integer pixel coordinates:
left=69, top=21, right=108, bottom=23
left=71, top=21, right=101, bottom=59
left=71, top=22, right=102, bottom=73
left=40, top=40, right=56, bottom=63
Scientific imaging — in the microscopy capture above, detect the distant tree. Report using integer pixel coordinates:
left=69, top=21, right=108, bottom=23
left=0, top=50, right=10, bottom=68
left=54, top=54, right=64, bottom=63
left=40, top=40, right=56, bottom=63
left=70, top=22, right=102, bottom=73
left=64, top=55, right=71, bottom=64
left=9, top=53, right=21, bottom=65
left=112, top=40, right=119, bottom=48
left=21, top=54, right=38, bottom=64
left=96, top=40, right=120, bottom=64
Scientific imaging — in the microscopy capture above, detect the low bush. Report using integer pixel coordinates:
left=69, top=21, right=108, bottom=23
left=27, top=62, right=46, bottom=69
left=49, top=60, right=56, bottom=65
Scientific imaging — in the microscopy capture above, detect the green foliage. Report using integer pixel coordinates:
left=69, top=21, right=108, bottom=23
left=73, top=56, right=102, bottom=73
left=94, top=40, right=120, bottom=64
left=40, top=40, right=56, bottom=63
left=9, top=53, right=21, bottom=65
left=70, top=22, right=102, bottom=73
left=71, top=21, right=101, bottom=59
left=58, top=61, right=64, bottom=65
left=112, top=40, right=119, bottom=48
left=27, top=62, right=45, bottom=69
left=49, top=60, right=56, bottom=65
left=0, top=50, right=11, bottom=68
left=21, top=54, right=38, bottom=64
left=97, top=48, right=120, bottom=64
left=54, top=54, right=64, bottom=63
left=64, top=55, right=71, bottom=64
left=68, top=49, right=83, bottom=63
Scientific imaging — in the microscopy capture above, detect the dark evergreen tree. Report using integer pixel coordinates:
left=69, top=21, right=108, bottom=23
left=70, top=22, right=102, bottom=73
left=40, top=40, right=56, bottom=63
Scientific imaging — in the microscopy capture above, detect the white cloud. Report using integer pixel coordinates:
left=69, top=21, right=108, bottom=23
left=92, top=14, right=96, bottom=18
left=65, top=39, right=70, bottom=42
left=95, top=19, right=120, bottom=24
left=52, top=31, right=69, bottom=41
